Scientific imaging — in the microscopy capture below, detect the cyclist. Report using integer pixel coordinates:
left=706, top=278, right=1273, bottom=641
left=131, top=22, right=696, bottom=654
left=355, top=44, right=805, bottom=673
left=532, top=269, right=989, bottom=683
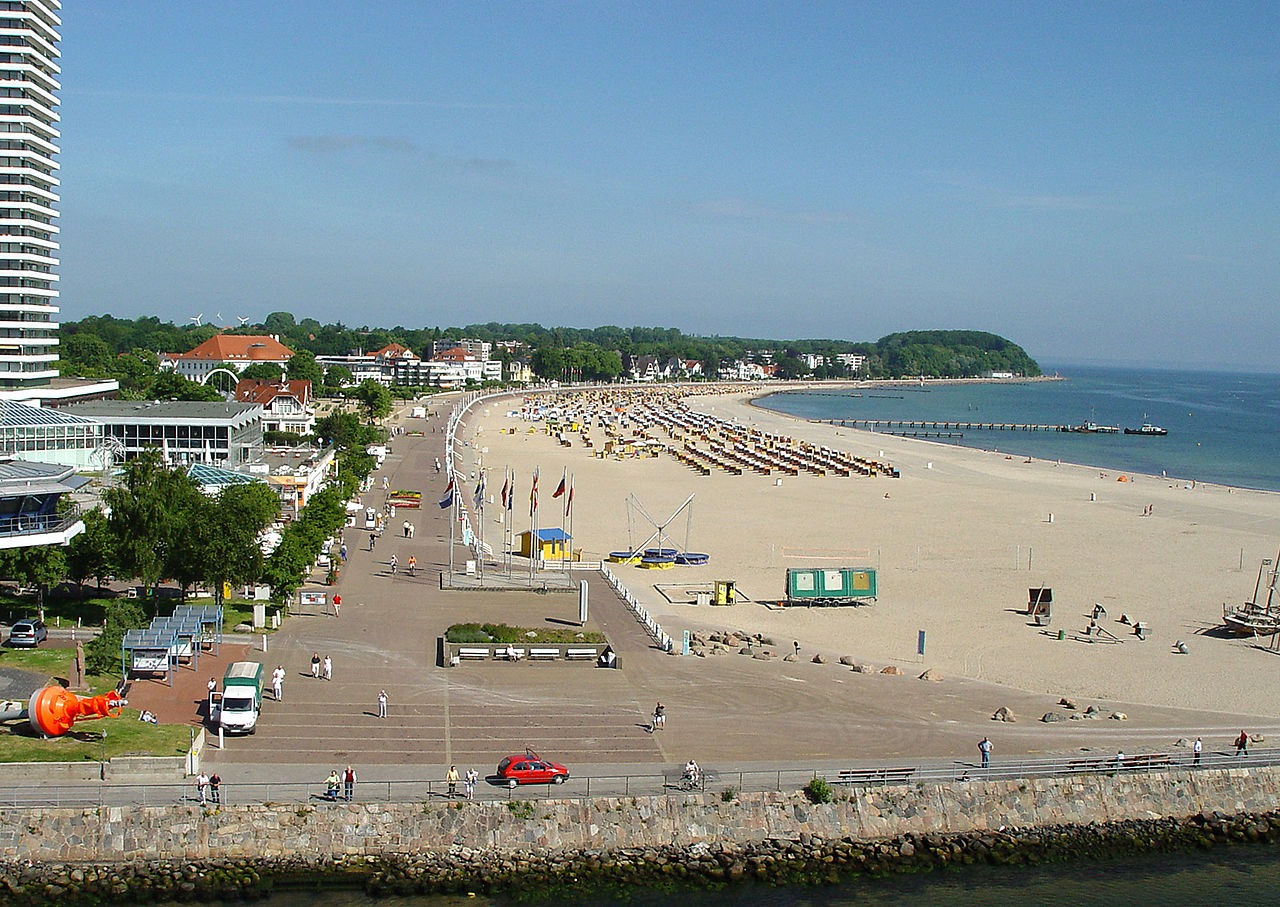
left=389, top=553, right=398, bottom=575
left=407, top=555, right=416, bottom=576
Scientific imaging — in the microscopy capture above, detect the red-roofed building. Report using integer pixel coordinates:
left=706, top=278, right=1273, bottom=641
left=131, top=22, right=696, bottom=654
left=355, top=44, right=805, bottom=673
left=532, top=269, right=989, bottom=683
left=170, top=334, right=294, bottom=384
left=233, top=378, right=314, bottom=436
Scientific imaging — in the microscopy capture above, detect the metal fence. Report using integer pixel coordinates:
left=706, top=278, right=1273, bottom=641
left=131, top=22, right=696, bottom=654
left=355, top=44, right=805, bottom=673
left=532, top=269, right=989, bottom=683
left=2, top=748, right=1277, bottom=809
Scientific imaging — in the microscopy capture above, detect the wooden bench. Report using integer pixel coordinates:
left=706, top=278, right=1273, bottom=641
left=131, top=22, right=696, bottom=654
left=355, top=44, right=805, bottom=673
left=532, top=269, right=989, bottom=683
left=528, top=648, right=561, bottom=660
left=833, top=767, right=916, bottom=786
left=1121, top=753, right=1172, bottom=771
left=565, top=648, right=598, bottom=660
left=457, top=647, right=492, bottom=660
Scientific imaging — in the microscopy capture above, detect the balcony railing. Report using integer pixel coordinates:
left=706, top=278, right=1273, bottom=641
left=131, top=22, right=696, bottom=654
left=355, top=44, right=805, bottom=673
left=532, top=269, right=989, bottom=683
left=0, top=501, right=78, bottom=537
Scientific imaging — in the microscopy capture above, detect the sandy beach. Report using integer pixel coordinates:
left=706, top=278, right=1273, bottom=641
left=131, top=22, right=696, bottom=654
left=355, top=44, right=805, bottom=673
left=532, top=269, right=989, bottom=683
left=458, top=384, right=1280, bottom=721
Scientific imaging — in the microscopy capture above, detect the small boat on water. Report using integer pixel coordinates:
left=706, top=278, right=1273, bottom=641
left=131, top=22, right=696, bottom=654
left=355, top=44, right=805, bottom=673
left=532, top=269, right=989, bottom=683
left=1124, top=416, right=1168, bottom=436
left=1070, top=420, right=1121, bottom=434
left=1223, top=548, right=1280, bottom=635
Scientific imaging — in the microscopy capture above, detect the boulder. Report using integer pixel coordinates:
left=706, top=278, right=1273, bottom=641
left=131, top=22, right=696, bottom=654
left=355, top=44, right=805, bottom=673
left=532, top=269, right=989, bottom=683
left=1109, top=712, right=1128, bottom=721
left=1041, top=712, right=1066, bottom=723
left=838, top=655, right=857, bottom=666
left=1083, top=705, right=1104, bottom=719
left=782, top=653, right=798, bottom=663
left=918, top=669, right=942, bottom=682
left=852, top=663, right=875, bottom=674
left=753, top=651, right=774, bottom=661
left=1059, top=698, right=1078, bottom=710
left=811, top=654, right=827, bottom=665
left=880, top=665, right=903, bottom=675
left=992, top=706, right=1016, bottom=723
left=738, top=647, right=752, bottom=656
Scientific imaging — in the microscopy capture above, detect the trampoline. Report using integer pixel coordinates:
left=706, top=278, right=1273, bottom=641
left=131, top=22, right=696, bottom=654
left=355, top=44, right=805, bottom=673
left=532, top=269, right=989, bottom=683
left=674, top=552, right=709, bottom=565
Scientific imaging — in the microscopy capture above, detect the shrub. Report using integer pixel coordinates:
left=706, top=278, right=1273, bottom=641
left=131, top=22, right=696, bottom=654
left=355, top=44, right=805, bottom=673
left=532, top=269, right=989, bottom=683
left=804, top=777, right=834, bottom=804
left=720, top=787, right=737, bottom=803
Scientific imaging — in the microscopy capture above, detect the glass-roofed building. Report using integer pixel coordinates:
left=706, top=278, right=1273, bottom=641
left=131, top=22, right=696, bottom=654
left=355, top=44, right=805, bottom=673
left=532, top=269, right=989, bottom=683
left=0, top=397, right=102, bottom=468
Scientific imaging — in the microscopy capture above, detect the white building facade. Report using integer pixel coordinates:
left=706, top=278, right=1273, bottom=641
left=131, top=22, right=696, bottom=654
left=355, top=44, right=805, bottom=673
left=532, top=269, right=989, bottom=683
left=0, top=2, right=61, bottom=394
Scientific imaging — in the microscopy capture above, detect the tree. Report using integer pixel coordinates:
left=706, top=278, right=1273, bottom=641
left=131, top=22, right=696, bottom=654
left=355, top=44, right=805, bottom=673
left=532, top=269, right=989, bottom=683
left=353, top=379, right=392, bottom=422
left=202, top=482, right=280, bottom=606
left=324, top=364, right=352, bottom=388
left=147, top=371, right=224, bottom=401
left=286, top=350, right=323, bottom=387
left=103, top=450, right=205, bottom=610
left=84, top=598, right=147, bottom=676
left=66, top=507, right=116, bottom=597
left=240, top=362, right=285, bottom=381
left=59, top=333, right=114, bottom=377
left=263, top=311, right=297, bottom=332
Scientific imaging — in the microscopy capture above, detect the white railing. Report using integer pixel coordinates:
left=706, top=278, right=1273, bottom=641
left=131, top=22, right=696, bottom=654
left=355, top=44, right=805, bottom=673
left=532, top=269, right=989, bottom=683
left=601, top=564, right=674, bottom=653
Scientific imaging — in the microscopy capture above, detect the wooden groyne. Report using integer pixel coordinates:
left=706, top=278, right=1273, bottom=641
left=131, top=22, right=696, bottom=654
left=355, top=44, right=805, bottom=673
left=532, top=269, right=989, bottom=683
left=819, top=419, right=1071, bottom=432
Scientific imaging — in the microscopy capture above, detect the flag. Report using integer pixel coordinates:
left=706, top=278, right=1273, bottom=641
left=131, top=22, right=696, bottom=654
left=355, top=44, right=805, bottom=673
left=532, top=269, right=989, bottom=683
left=552, top=470, right=566, bottom=499
left=500, top=474, right=510, bottom=510
left=565, top=476, right=574, bottom=517
left=473, top=474, right=485, bottom=511
left=437, top=478, right=454, bottom=509
left=530, top=468, right=539, bottom=514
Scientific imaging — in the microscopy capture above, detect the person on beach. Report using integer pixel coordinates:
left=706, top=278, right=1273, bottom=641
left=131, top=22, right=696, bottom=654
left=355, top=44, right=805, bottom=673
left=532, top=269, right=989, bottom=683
left=1193, top=737, right=1203, bottom=764
left=978, top=737, right=992, bottom=768
left=311, top=653, right=321, bottom=679
left=446, top=765, right=460, bottom=797
left=1236, top=731, right=1249, bottom=756
left=377, top=689, right=387, bottom=718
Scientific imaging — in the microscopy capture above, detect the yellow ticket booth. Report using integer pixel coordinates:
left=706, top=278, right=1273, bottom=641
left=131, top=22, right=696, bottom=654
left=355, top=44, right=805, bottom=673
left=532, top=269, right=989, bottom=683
left=517, top=528, right=572, bottom=560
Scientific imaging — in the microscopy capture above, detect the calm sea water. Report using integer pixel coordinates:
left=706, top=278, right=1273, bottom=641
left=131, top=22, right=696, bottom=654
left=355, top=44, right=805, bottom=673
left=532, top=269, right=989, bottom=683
left=188, top=844, right=1280, bottom=906
left=754, top=364, right=1280, bottom=493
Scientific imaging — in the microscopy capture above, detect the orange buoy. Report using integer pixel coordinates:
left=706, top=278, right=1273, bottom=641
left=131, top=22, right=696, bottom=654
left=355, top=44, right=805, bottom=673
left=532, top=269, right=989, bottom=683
left=26, top=687, right=125, bottom=737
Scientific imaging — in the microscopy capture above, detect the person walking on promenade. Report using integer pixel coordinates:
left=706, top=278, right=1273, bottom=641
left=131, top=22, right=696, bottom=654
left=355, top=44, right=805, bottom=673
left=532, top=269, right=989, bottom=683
left=332, top=594, right=341, bottom=617
left=196, top=771, right=209, bottom=805
left=344, top=765, right=357, bottom=801
left=465, top=768, right=478, bottom=800
left=407, top=555, right=416, bottom=576
left=311, top=653, right=321, bottom=679
left=369, top=532, right=376, bottom=551
left=978, top=736, right=993, bottom=768
left=325, top=769, right=340, bottom=799
left=1193, top=737, right=1203, bottom=764
left=390, top=553, right=398, bottom=575
left=323, top=655, right=333, bottom=681
left=446, top=765, right=460, bottom=797
left=651, top=702, right=666, bottom=732
left=271, top=665, right=284, bottom=701
left=377, top=689, right=387, bottom=719
left=1236, top=731, right=1250, bottom=756
left=207, top=677, right=217, bottom=697
left=209, top=772, right=221, bottom=805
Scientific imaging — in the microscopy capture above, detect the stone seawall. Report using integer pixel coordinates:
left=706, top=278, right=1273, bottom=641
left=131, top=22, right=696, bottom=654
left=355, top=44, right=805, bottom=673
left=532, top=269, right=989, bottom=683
left=3, top=765, right=1280, bottom=863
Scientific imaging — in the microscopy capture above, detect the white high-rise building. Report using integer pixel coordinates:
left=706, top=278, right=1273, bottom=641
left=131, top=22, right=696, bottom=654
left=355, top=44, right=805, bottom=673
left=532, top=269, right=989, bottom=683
left=0, top=1, right=60, bottom=393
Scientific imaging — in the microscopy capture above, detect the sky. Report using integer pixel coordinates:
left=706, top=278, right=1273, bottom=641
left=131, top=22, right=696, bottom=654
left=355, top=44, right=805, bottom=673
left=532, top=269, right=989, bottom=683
left=55, top=1, right=1280, bottom=370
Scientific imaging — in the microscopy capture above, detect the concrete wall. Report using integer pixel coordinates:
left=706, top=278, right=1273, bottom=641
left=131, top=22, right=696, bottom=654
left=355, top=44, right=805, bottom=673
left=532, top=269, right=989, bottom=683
left=3, top=765, right=1280, bottom=862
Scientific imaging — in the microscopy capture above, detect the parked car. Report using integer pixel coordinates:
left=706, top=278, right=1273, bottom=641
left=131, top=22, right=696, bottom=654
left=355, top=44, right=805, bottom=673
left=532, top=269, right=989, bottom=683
left=7, top=618, right=47, bottom=647
left=496, top=751, right=569, bottom=788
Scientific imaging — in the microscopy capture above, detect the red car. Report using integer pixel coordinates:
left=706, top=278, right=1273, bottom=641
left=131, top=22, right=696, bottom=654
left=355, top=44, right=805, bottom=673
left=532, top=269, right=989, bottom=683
left=496, top=752, right=569, bottom=788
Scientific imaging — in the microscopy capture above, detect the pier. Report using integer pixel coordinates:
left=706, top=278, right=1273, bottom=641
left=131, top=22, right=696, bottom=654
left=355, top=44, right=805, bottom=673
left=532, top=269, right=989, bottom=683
left=819, top=419, right=1072, bottom=432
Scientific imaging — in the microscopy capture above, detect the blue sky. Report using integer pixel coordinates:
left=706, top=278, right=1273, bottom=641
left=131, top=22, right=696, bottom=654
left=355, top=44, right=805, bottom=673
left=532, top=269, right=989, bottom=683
left=56, top=2, right=1279, bottom=369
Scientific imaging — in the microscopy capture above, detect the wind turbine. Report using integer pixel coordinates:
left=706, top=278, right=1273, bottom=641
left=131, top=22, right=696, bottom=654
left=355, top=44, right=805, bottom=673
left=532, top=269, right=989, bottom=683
left=237, top=315, right=250, bottom=326
left=189, top=313, right=204, bottom=327
left=214, top=311, right=223, bottom=325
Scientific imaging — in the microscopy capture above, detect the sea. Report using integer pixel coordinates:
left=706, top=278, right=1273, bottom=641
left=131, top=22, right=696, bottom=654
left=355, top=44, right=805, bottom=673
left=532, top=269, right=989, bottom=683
left=186, top=364, right=1280, bottom=906
left=753, top=364, right=1280, bottom=494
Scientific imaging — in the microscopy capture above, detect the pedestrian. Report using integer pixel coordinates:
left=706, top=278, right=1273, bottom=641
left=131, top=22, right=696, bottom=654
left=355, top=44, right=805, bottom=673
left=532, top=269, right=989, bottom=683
left=340, top=543, right=348, bottom=562
left=403, top=521, right=410, bottom=538
left=465, top=768, right=478, bottom=800
left=323, top=655, right=333, bottom=681
left=377, top=689, right=387, bottom=719
left=1193, top=736, right=1203, bottom=765
left=196, top=771, right=209, bottom=805
left=333, top=594, right=341, bottom=618
left=325, top=769, right=340, bottom=799
left=311, top=653, right=321, bottom=679
left=793, top=640, right=801, bottom=657
left=344, top=765, right=357, bottom=801
left=207, top=676, right=217, bottom=696
left=209, top=772, right=221, bottom=805
left=1116, top=749, right=1126, bottom=767
left=652, top=702, right=666, bottom=732
left=370, top=532, right=376, bottom=551
left=1236, top=730, right=1249, bottom=756
left=446, top=765, right=459, bottom=797
left=978, top=736, right=992, bottom=768
left=272, top=665, right=284, bottom=701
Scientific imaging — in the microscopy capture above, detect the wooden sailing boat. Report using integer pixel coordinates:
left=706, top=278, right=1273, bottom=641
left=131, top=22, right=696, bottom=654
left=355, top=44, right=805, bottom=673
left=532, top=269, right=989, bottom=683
left=1223, top=548, right=1280, bottom=635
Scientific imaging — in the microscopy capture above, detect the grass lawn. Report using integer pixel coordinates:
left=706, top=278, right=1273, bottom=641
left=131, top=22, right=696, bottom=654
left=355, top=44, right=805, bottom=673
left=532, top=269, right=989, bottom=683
left=0, top=647, right=193, bottom=762
left=445, top=622, right=607, bottom=644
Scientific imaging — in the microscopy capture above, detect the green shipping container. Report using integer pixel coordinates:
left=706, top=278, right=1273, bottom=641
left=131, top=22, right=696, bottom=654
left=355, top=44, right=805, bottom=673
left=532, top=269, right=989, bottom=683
left=786, top=567, right=877, bottom=604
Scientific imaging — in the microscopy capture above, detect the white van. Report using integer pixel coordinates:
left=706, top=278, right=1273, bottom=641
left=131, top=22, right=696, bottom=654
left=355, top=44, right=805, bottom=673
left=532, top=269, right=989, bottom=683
left=364, top=507, right=377, bottom=529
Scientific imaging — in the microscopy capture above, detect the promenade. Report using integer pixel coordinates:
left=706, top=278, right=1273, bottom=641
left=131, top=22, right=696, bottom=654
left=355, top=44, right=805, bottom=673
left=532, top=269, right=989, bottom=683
left=104, top=394, right=1280, bottom=795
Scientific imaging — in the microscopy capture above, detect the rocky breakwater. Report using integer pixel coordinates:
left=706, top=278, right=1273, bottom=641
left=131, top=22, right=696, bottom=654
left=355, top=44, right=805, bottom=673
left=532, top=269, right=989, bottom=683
left=4, top=811, right=1280, bottom=903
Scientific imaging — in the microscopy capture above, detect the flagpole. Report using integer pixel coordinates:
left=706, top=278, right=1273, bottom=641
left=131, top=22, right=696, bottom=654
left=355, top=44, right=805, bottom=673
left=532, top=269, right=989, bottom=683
left=567, top=473, right=575, bottom=575
left=475, top=471, right=485, bottom=584
left=448, top=479, right=456, bottom=582
left=559, top=466, right=568, bottom=575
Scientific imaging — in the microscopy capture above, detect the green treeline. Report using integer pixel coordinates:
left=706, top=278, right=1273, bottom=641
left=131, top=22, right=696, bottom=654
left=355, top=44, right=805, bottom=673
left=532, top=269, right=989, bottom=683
left=58, top=314, right=1040, bottom=386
